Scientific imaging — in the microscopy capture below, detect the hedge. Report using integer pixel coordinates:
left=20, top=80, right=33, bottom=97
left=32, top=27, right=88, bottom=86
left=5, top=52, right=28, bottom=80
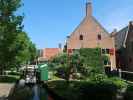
left=48, top=77, right=127, bottom=100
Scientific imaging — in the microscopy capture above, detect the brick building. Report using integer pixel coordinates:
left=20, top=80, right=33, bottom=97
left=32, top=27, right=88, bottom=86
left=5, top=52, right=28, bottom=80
left=115, top=21, right=133, bottom=71
left=38, top=48, right=61, bottom=61
left=66, top=2, right=116, bottom=70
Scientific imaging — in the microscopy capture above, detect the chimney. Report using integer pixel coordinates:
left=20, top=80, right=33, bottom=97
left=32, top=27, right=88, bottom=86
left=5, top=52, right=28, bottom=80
left=111, top=28, right=117, bottom=37
left=113, top=28, right=117, bottom=33
left=86, top=1, right=92, bottom=17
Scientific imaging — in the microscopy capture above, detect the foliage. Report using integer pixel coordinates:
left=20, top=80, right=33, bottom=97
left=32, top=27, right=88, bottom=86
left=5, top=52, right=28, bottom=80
left=11, top=32, right=29, bottom=67
left=52, top=53, right=68, bottom=68
left=48, top=48, right=128, bottom=100
left=78, top=81, right=117, bottom=100
left=78, top=48, right=105, bottom=77
left=8, top=71, right=20, bottom=76
left=28, top=41, right=37, bottom=63
left=50, top=52, right=82, bottom=80
left=126, top=83, right=133, bottom=92
left=109, top=77, right=127, bottom=90
left=50, top=53, right=68, bottom=77
left=50, top=48, right=106, bottom=80
left=48, top=80, right=81, bottom=100
left=102, top=55, right=110, bottom=62
left=48, top=79, right=127, bottom=100
left=90, top=74, right=127, bottom=90
left=12, top=32, right=37, bottom=68
left=79, top=48, right=103, bottom=66
left=0, top=75, right=20, bottom=83
left=124, top=83, right=133, bottom=100
left=89, top=74, right=108, bottom=82
left=0, top=0, right=23, bottom=70
left=0, top=0, right=37, bottom=73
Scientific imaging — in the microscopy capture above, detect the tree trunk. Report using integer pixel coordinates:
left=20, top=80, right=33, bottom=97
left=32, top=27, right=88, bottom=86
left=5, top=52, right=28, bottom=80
left=0, top=68, right=2, bottom=75
left=0, top=67, right=4, bottom=75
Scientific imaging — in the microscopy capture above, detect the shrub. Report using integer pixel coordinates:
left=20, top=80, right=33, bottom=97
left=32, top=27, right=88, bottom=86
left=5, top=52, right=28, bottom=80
left=124, top=83, right=133, bottom=100
left=50, top=48, right=106, bottom=80
left=78, top=81, right=117, bottom=100
left=56, top=67, right=68, bottom=79
left=127, top=83, right=133, bottom=91
left=8, top=71, right=21, bottom=76
left=48, top=79, right=126, bottom=100
left=79, top=48, right=105, bottom=76
left=89, top=74, right=127, bottom=90
left=109, top=77, right=127, bottom=90
left=89, top=74, right=108, bottom=82
left=0, top=75, right=19, bottom=83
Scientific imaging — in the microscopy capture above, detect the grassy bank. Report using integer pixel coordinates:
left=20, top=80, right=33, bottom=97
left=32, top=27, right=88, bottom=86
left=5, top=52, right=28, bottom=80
left=0, top=75, right=20, bottom=83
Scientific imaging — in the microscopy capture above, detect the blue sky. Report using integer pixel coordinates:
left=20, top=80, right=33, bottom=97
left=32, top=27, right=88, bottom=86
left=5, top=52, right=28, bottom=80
left=22, top=0, right=133, bottom=49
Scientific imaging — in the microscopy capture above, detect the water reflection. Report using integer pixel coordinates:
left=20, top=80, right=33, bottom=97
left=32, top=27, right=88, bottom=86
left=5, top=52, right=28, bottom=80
left=33, top=85, right=39, bottom=100
left=39, top=85, right=53, bottom=100
left=9, top=84, right=53, bottom=100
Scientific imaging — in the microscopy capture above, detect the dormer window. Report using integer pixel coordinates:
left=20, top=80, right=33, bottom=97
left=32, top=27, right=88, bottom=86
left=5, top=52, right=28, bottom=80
left=98, top=34, right=101, bottom=40
left=79, top=35, right=83, bottom=40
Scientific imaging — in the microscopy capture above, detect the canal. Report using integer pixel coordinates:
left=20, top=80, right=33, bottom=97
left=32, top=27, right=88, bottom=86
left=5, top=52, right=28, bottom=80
left=9, top=84, right=53, bottom=100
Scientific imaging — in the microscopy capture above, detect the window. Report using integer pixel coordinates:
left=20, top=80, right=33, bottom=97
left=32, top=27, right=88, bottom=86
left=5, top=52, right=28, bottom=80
left=79, top=35, right=83, bottom=40
left=97, top=34, right=101, bottom=40
left=106, top=49, right=110, bottom=54
left=102, top=48, right=110, bottom=54
left=102, top=49, right=106, bottom=54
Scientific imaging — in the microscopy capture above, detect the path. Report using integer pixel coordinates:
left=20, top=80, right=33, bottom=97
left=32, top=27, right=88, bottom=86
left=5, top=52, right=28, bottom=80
left=0, top=83, right=14, bottom=100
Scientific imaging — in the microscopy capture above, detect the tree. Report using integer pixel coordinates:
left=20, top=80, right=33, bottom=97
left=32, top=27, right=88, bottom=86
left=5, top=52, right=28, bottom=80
left=79, top=48, right=105, bottom=77
left=0, top=0, right=36, bottom=74
left=50, top=48, right=105, bottom=80
left=50, top=52, right=81, bottom=80
left=0, top=0, right=23, bottom=74
left=28, top=41, right=37, bottom=64
left=11, top=32, right=37, bottom=70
